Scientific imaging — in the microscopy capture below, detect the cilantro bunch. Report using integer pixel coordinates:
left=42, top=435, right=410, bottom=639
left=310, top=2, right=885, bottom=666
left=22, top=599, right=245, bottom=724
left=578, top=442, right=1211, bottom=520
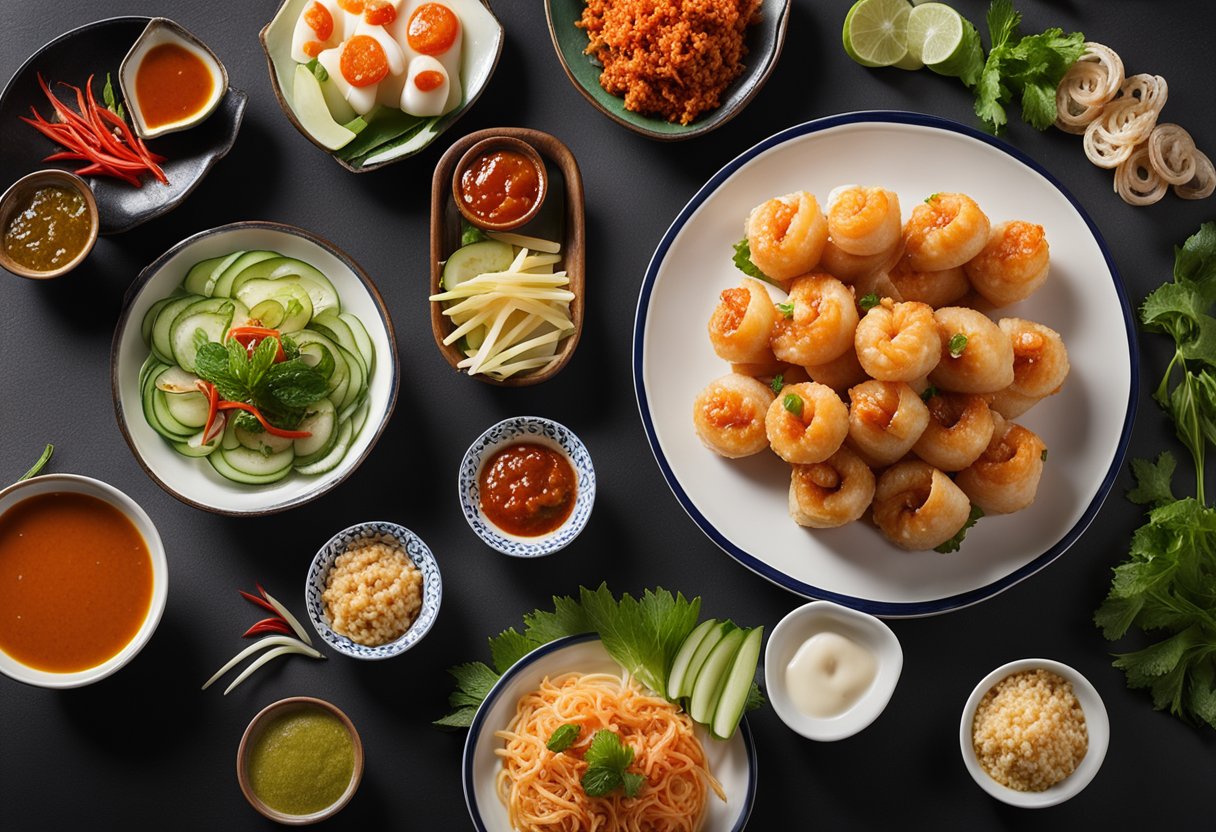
left=194, top=334, right=328, bottom=432
left=973, top=0, right=1086, bottom=133
left=1095, top=223, right=1216, bottom=728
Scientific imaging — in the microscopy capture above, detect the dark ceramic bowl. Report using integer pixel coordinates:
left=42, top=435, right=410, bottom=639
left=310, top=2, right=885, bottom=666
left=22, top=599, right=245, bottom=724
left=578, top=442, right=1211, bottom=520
left=544, top=0, right=790, bottom=140
left=0, top=16, right=245, bottom=235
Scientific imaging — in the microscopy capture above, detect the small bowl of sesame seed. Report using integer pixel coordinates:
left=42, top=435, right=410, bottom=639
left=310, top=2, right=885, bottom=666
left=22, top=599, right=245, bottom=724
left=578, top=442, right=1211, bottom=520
left=959, top=658, right=1109, bottom=808
left=305, top=521, right=442, bottom=661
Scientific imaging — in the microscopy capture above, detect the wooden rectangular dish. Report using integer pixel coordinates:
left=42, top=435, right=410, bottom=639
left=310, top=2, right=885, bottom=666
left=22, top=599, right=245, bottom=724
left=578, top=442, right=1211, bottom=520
left=429, top=127, right=585, bottom=386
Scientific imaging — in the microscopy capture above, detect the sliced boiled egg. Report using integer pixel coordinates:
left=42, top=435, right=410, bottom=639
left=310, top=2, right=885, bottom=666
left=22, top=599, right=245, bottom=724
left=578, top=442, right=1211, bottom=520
left=402, top=2, right=463, bottom=113
left=401, top=55, right=449, bottom=116
left=317, top=41, right=382, bottom=116
left=353, top=18, right=407, bottom=76
left=291, top=0, right=348, bottom=63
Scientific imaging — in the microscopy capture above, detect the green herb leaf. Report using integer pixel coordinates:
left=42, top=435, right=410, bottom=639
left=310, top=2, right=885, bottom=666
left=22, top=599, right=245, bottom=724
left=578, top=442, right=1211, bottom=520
left=924, top=193, right=939, bottom=204
left=432, top=707, right=478, bottom=729
left=783, top=393, right=803, bottom=418
left=546, top=724, right=581, bottom=753
left=580, top=585, right=700, bottom=696
left=745, top=681, right=767, bottom=713
left=1040, top=448, right=1048, bottom=462
left=949, top=333, right=969, bottom=358
left=195, top=342, right=247, bottom=402
left=732, top=239, right=780, bottom=287
left=264, top=358, right=329, bottom=408
left=102, top=73, right=125, bottom=121
left=581, top=766, right=622, bottom=798
left=776, top=301, right=795, bottom=318
left=770, top=373, right=785, bottom=394
left=461, top=220, right=488, bottom=247
left=446, top=662, right=499, bottom=709
left=1127, top=453, right=1176, bottom=507
left=490, top=627, right=536, bottom=675
left=580, top=730, right=638, bottom=798
left=920, top=385, right=939, bottom=402
left=859, top=293, right=880, bottom=311
left=305, top=57, right=329, bottom=83
left=621, top=772, right=646, bottom=798
left=935, top=505, right=984, bottom=554
left=522, top=594, right=589, bottom=645
left=18, top=444, right=54, bottom=481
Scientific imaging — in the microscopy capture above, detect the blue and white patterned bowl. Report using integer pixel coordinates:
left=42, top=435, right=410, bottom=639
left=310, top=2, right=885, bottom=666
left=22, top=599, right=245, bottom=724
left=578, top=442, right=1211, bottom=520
left=305, top=521, right=442, bottom=660
left=458, top=417, right=595, bottom=557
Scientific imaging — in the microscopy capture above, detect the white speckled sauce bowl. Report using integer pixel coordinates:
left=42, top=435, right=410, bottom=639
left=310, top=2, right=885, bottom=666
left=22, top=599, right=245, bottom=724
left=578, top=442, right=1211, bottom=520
left=960, top=658, right=1109, bottom=807
left=305, top=521, right=442, bottom=660
left=458, top=416, right=595, bottom=557
left=0, top=474, right=168, bottom=688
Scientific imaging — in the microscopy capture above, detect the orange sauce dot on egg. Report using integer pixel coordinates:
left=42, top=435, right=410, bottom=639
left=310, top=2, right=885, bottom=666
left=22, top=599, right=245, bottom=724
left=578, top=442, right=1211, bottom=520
left=364, top=0, right=398, bottom=26
left=304, top=1, right=334, bottom=40
left=414, top=69, right=445, bottom=92
left=303, top=40, right=325, bottom=58
left=407, top=3, right=459, bottom=55
left=340, top=34, right=389, bottom=87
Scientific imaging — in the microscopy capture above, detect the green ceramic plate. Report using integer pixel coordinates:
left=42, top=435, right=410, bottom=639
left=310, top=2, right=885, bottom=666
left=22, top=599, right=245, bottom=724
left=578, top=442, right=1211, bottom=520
left=544, top=0, right=790, bottom=140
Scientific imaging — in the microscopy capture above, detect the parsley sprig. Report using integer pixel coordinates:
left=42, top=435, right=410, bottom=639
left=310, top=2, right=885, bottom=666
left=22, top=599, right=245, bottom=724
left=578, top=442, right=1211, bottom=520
left=1095, top=223, right=1216, bottom=729
left=194, top=334, right=327, bottom=432
left=581, top=730, right=645, bottom=798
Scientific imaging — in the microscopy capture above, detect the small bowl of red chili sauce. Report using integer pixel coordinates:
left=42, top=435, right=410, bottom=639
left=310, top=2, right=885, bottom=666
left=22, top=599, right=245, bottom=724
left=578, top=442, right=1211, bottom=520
left=452, top=137, right=548, bottom=232
left=458, top=416, right=595, bottom=557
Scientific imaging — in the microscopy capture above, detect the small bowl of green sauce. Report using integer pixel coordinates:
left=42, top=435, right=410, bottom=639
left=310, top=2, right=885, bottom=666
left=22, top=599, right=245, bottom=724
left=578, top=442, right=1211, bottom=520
left=237, top=696, right=364, bottom=825
left=0, top=169, right=98, bottom=279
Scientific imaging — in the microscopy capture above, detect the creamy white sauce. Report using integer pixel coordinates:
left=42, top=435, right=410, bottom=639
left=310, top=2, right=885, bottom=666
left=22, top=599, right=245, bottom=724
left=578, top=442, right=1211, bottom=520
left=785, top=631, right=877, bottom=718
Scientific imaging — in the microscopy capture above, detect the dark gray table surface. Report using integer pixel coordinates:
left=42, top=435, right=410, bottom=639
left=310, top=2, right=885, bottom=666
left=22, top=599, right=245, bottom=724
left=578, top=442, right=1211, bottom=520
left=2, top=1, right=1213, bottom=828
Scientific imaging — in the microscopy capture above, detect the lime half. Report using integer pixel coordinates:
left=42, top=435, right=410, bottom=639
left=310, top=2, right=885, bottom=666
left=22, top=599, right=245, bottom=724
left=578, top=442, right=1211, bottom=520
left=908, top=3, right=983, bottom=83
left=843, top=0, right=912, bottom=69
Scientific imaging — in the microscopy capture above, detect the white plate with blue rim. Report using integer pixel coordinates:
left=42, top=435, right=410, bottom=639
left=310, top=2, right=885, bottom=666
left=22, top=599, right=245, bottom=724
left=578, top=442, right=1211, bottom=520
left=305, top=521, right=441, bottom=659
left=633, top=111, right=1138, bottom=617
left=462, top=633, right=757, bottom=831
left=458, top=416, right=595, bottom=557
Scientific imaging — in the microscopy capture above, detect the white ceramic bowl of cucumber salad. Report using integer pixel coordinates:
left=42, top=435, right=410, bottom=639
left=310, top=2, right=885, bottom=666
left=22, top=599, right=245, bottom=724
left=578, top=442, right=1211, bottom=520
left=111, top=221, right=399, bottom=515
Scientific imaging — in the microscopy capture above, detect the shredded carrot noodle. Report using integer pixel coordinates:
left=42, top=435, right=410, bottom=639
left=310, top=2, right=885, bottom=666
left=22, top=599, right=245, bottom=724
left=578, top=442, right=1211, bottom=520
left=495, top=672, right=723, bottom=832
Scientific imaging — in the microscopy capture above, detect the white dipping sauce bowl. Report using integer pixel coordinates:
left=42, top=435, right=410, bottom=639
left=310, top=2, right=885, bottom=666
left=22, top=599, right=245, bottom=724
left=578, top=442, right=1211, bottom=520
left=764, top=600, right=902, bottom=741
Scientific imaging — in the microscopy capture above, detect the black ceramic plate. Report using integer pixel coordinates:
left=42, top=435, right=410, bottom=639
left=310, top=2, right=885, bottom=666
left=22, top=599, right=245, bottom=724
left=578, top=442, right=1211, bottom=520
left=0, top=16, right=246, bottom=235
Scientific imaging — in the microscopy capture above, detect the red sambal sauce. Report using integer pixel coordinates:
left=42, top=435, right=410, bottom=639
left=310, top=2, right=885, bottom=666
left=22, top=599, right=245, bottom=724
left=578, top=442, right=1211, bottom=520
left=459, top=149, right=541, bottom=226
left=478, top=443, right=577, bottom=537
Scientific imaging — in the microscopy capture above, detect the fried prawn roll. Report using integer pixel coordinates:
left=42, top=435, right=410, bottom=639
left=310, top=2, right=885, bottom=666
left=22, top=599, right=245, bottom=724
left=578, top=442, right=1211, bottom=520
left=956, top=421, right=1048, bottom=515
left=770, top=273, right=859, bottom=366
left=765, top=381, right=849, bottom=464
left=693, top=373, right=775, bottom=458
left=745, top=191, right=828, bottom=282
left=847, top=380, right=930, bottom=467
left=788, top=447, right=876, bottom=529
left=912, top=392, right=996, bottom=471
left=708, top=278, right=779, bottom=364
left=872, top=460, right=974, bottom=551
left=929, top=306, right=1015, bottom=394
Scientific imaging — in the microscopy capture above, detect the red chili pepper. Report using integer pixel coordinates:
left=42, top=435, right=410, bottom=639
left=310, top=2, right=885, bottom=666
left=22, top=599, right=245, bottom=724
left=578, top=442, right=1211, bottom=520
left=226, top=328, right=287, bottom=363
left=216, top=401, right=312, bottom=439
left=240, top=589, right=280, bottom=615
left=197, top=380, right=220, bottom=443
left=242, top=618, right=294, bottom=638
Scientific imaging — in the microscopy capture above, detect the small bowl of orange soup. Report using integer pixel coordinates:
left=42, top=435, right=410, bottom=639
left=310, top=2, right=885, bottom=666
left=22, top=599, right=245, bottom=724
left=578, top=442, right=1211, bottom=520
left=0, top=474, right=168, bottom=688
left=119, top=18, right=228, bottom=140
left=458, top=416, right=595, bottom=557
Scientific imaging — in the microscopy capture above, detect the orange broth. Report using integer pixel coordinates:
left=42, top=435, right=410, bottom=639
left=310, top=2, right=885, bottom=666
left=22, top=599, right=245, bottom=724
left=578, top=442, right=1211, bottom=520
left=134, top=42, right=214, bottom=130
left=0, top=492, right=153, bottom=673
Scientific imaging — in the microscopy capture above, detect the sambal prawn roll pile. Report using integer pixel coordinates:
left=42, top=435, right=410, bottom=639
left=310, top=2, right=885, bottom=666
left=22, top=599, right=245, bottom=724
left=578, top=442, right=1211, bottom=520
left=691, top=183, right=1066, bottom=551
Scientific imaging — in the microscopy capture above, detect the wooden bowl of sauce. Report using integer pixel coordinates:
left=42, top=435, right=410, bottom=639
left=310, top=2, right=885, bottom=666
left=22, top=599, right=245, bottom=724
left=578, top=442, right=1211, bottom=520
left=237, top=697, right=364, bottom=825
left=0, top=474, right=168, bottom=688
left=453, top=137, right=548, bottom=232
left=119, top=18, right=228, bottom=140
left=0, top=170, right=98, bottom=279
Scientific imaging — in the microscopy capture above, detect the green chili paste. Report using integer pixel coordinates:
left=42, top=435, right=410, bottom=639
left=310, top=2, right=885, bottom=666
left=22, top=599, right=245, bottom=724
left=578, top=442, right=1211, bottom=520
left=247, top=707, right=355, bottom=816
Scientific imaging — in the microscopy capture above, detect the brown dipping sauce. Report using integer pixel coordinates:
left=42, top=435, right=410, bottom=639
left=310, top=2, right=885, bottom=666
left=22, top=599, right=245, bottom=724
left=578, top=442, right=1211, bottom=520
left=135, top=42, right=215, bottom=129
left=3, top=186, right=91, bottom=272
left=479, top=443, right=577, bottom=537
left=459, top=149, right=542, bottom=226
left=0, top=492, right=153, bottom=672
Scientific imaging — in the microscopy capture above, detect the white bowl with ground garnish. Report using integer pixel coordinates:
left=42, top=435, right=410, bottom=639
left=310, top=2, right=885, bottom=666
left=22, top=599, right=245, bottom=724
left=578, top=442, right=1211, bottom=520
left=960, top=658, right=1109, bottom=807
left=305, top=521, right=441, bottom=660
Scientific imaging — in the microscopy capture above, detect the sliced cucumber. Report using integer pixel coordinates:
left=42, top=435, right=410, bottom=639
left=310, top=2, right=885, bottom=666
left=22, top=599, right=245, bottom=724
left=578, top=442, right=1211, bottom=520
left=183, top=254, right=237, bottom=296
left=164, top=390, right=210, bottom=429
left=220, top=443, right=295, bottom=477
left=680, top=621, right=734, bottom=699
left=235, top=279, right=314, bottom=331
left=172, top=436, right=220, bottom=458
left=339, top=312, right=375, bottom=374
left=294, top=418, right=352, bottom=475
left=151, top=295, right=203, bottom=365
left=335, top=344, right=366, bottom=410
left=442, top=240, right=514, bottom=290
left=151, top=389, right=197, bottom=439
left=209, top=448, right=293, bottom=485
left=293, top=399, right=338, bottom=463
left=209, top=250, right=277, bottom=297
left=688, top=628, right=745, bottom=726
left=310, top=312, right=365, bottom=374
left=667, top=618, right=719, bottom=700
left=235, top=425, right=295, bottom=455
left=141, top=297, right=175, bottom=347
left=170, top=303, right=235, bottom=373
left=711, top=626, right=763, bottom=740
left=350, top=397, right=371, bottom=438
left=248, top=299, right=285, bottom=328
left=228, top=257, right=340, bottom=316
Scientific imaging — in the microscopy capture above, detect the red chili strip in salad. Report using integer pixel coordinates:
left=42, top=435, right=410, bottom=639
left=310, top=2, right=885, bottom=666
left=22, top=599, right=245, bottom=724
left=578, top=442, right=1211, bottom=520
left=216, top=401, right=312, bottom=439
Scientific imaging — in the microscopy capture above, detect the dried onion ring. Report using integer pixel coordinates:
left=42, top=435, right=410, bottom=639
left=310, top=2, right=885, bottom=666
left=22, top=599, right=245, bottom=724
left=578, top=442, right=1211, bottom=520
left=1055, top=42, right=1124, bottom=134
left=1175, top=150, right=1215, bottom=200
left=1114, top=144, right=1168, bottom=206
left=1147, top=123, right=1198, bottom=186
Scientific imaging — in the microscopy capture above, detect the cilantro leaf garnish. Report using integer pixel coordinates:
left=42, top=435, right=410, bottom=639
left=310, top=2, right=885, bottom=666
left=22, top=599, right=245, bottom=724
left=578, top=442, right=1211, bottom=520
left=732, top=239, right=781, bottom=287
left=546, top=724, right=581, bottom=753
left=770, top=373, right=785, bottom=394
left=935, top=505, right=984, bottom=554
left=920, top=385, right=940, bottom=402
left=859, top=293, right=880, bottom=311
left=580, top=730, right=642, bottom=798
